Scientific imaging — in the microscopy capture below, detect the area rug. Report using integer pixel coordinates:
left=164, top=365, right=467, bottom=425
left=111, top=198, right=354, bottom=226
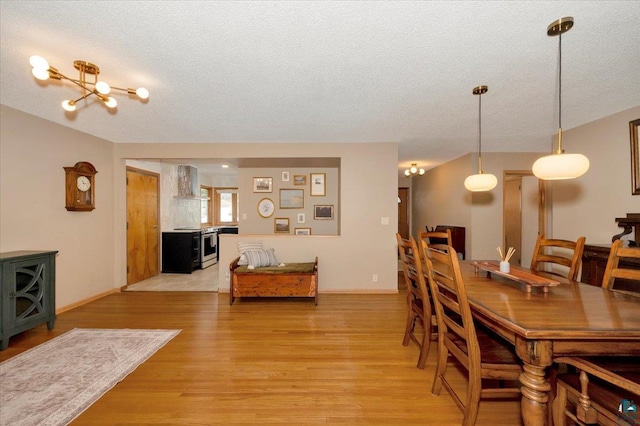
left=0, top=328, right=180, bottom=426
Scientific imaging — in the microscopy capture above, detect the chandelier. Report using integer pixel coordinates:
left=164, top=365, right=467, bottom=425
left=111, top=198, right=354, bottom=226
left=404, top=163, right=425, bottom=177
left=532, top=17, right=589, bottom=180
left=29, top=55, right=149, bottom=112
left=464, top=85, right=497, bottom=192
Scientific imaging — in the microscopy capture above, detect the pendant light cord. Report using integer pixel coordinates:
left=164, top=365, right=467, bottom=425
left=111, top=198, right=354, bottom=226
left=478, top=91, right=483, bottom=172
left=559, top=31, right=562, bottom=130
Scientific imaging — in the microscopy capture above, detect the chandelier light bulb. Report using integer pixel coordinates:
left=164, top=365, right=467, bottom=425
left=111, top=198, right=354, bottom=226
left=404, top=170, right=411, bottom=177
left=61, top=100, right=76, bottom=112
left=410, top=165, right=417, bottom=174
left=104, top=97, right=118, bottom=108
left=136, top=87, right=149, bottom=99
left=95, top=81, right=111, bottom=95
left=419, top=169, right=425, bottom=175
left=29, top=55, right=49, bottom=70
left=32, top=67, right=50, bottom=81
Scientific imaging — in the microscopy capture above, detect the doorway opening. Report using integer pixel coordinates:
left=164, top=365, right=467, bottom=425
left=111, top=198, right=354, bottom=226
left=502, top=170, right=547, bottom=267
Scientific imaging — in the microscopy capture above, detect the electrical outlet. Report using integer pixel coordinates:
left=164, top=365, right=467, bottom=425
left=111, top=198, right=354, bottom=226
left=372, top=274, right=378, bottom=282
left=225, top=271, right=230, bottom=281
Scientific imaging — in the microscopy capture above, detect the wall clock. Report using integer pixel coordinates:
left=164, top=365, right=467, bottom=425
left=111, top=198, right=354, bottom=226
left=64, top=161, right=97, bottom=211
left=257, top=198, right=275, bottom=218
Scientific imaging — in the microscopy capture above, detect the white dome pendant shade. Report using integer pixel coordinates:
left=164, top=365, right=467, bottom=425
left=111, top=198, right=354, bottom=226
left=464, top=85, right=497, bottom=192
left=465, top=171, right=499, bottom=192
left=532, top=130, right=590, bottom=179
left=532, top=17, right=589, bottom=180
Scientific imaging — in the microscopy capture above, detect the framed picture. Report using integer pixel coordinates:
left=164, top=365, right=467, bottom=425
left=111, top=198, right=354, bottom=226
left=631, top=118, right=640, bottom=195
left=253, top=177, right=272, bottom=193
left=257, top=198, right=275, bottom=218
left=314, top=204, right=334, bottom=220
left=295, top=228, right=311, bottom=236
left=310, top=173, right=326, bottom=196
left=293, top=175, right=306, bottom=186
left=274, top=217, right=290, bottom=233
left=282, top=171, right=290, bottom=182
left=279, top=188, right=304, bottom=209
left=297, top=213, right=306, bottom=224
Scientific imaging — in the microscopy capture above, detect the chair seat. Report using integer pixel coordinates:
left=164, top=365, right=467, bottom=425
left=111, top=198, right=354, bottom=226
left=449, top=328, right=521, bottom=366
left=557, top=370, right=640, bottom=416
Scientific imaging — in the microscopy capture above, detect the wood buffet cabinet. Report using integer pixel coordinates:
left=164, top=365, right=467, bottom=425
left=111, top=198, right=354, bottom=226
left=0, top=250, right=57, bottom=350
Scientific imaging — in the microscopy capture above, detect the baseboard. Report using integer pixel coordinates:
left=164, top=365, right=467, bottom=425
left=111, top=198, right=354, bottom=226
left=56, top=288, right=120, bottom=314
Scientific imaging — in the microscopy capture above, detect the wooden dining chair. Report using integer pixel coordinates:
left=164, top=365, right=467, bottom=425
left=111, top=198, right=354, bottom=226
left=396, top=234, right=432, bottom=369
left=530, top=234, right=586, bottom=281
left=418, top=229, right=452, bottom=257
left=423, top=244, right=522, bottom=426
left=553, top=356, right=640, bottom=426
left=601, top=239, right=640, bottom=293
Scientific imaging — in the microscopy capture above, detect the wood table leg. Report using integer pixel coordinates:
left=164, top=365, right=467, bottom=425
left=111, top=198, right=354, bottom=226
left=515, top=338, right=553, bottom=426
left=519, top=362, right=551, bottom=425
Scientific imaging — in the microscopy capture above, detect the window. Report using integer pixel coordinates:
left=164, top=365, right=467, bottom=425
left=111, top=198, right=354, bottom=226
left=200, top=186, right=213, bottom=225
left=214, top=187, right=238, bottom=225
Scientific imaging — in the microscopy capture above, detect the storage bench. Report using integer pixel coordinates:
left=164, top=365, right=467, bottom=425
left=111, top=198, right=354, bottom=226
left=229, top=257, right=318, bottom=305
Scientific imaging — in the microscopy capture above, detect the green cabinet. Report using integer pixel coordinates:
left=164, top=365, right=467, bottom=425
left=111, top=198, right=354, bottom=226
left=0, top=250, right=58, bottom=350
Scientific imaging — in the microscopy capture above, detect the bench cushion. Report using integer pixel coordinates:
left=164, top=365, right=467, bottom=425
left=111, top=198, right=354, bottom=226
left=234, top=262, right=315, bottom=274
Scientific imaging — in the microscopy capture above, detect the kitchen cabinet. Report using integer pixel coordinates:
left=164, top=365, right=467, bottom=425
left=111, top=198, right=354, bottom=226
left=1, top=250, right=57, bottom=350
left=162, top=232, right=201, bottom=274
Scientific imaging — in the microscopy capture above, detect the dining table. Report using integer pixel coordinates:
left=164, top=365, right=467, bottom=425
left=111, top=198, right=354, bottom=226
left=457, top=260, right=640, bottom=426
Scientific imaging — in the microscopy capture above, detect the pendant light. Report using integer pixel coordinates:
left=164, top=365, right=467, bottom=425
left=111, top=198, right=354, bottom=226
left=464, top=85, right=497, bottom=192
left=532, top=17, right=589, bottom=180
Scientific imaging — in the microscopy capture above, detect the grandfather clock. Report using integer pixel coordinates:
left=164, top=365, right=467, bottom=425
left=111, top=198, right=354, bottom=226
left=64, top=161, right=97, bottom=211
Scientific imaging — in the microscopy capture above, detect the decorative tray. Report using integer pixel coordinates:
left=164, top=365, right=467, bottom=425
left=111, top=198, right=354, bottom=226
left=471, top=261, right=561, bottom=293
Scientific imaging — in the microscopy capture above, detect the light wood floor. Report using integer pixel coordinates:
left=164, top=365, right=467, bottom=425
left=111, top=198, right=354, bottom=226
left=1, top=288, right=522, bottom=425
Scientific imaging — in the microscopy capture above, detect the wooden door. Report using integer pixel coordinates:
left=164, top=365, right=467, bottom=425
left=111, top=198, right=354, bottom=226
left=126, top=168, right=160, bottom=285
left=398, top=187, right=409, bottom=239
left=503, top=177, right=522, bottom=266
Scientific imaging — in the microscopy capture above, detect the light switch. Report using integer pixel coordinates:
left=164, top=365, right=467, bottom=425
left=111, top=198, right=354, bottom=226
left=381, top=217, right=390, bottom=225
left=242, top=213, right=247, bottom=220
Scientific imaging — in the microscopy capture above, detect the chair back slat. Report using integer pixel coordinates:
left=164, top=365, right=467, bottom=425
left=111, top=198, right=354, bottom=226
left=530, top=235, right=586, bottom=281
left=419, top=230, right=452, bottom=259
left=602, top=239, right=640, bottom=293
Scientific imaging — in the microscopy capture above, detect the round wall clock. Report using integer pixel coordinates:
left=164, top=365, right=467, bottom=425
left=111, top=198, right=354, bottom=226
left=257, top=198, right=275, bottom=218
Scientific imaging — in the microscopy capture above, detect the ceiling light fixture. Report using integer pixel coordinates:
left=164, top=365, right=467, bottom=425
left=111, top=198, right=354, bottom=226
left=464, top=85, right=497, bottom=192
left=532, top=17, right=589, bottom=180
left=29, top=55, right=149, bottom=112
left=404, top=163, right=425, bottom=177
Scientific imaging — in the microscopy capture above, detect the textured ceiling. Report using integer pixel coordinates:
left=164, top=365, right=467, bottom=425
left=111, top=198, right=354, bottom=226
left=1, top=1, right=639, bottom=175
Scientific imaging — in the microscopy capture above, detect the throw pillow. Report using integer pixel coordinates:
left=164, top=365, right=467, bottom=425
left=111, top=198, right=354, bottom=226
left=244, top=248, right=279, bottom=268
left=237, top=241, right=263, bottom=265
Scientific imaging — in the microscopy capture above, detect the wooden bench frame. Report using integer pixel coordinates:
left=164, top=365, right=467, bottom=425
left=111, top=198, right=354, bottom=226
left=229, top=257, right=318, bottom=305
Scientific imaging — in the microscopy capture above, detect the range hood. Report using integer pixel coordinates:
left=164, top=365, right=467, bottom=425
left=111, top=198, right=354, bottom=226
left=176, top=165, right=200, bottom=199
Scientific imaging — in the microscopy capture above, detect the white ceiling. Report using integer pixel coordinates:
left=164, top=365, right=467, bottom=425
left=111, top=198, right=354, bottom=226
left=1, top=1, right=639, bottom=175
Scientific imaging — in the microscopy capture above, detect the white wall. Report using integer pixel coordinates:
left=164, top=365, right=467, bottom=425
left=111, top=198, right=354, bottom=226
left=411, top=152, right=542, bottom=260
left=551, top=105, right=640, bottom=245
left=1, top=106, right=116, bottom=308
left=114, top=142, right=399, bottom=294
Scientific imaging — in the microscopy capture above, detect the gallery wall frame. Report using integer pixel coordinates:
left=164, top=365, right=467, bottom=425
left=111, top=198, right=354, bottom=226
left=295, top=228, right=311, bottom=235
left=631, top=118, right=640, bottom=195
left=253, top=177, right=273, bottom=193
left=280, top=188, right=304, bottom=209
left=314, top=204, right=334, bottom=220
left=310, top=173, right=326, bottom=196
left=293, top=175, right=306, bottom=185
left=274, top=217, right=290, bottom=233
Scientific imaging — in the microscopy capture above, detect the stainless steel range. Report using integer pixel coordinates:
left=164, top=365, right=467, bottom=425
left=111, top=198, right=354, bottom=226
left=200, top=227, right=218, bottom=268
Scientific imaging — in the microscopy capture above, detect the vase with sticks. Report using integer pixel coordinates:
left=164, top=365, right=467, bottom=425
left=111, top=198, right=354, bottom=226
left=497, top=246, right=516, bottom=273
